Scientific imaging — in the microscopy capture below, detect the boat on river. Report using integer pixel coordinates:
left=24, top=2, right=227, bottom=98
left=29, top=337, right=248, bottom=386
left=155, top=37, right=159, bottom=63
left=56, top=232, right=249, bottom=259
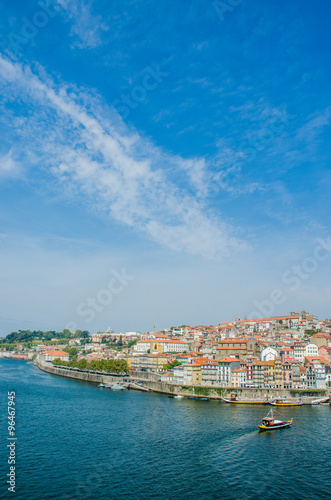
left=222, top=392, right=267, bottom=405
left=257, top=409, right=293, bottom=431
left=174, top=395, right=184, bottom=399
left=111, top=383, right=125, bottom=390
left=311, top=397, right=330, bottom=405
left=269, top=398, right=302, bottom=407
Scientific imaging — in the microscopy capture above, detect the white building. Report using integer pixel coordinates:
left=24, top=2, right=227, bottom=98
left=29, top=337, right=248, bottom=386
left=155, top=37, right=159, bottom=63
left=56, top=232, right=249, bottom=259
left=133, top=339, right=189, bottom=354
left=293, top=343, right=305, bottom=363
left=231, top=368, right=247, bottom=387
left=151, top=340, right=189, bottom=354
left=260, top=346, right=278, bottom=362
left=172, top=327, right=184, bottom=335
left=304, top=343, right=319, bottom=357
left=314, top=363, right=326, bottom=389
left=201, top=361, right=219, bottom=386
left=133, top=340, right=151, bottom=353
left=217, top=358, right=241, bottom=386
left=160, top=372, right=174, bottom=383
left=43, top=350, right=69, bottom=362
left=173, top=365, right=184, bottom=385
left=125, top=331, right=141, bottom=338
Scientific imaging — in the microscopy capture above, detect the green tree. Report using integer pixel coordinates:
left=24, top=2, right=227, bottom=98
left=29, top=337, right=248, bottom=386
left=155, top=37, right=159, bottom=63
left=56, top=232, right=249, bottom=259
left=78, top=359, right=88, bottom=369
left=61, top=329, right=73, bottom=338
left=164, top=360, right=182, bottom=370
left=52, top=358, right=63, bottom=365
left=170, top=360, right=182, bottom=368
left=64, top=347, right=79, bottom=359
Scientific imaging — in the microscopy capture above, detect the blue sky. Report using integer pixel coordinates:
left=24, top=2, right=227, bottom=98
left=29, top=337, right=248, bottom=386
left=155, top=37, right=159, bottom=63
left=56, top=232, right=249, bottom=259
left=0, top=0, right=331, bottom=335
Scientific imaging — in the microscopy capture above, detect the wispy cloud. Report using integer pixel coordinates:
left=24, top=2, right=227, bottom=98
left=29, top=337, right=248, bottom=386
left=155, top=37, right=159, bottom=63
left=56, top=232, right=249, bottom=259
left=295, top=107, right=331, bottom=142
left=0, top=55, right=247, bottom=258
left=0, top=148, right=22, bottom=179
left=56, top=0, right=108, bottom=49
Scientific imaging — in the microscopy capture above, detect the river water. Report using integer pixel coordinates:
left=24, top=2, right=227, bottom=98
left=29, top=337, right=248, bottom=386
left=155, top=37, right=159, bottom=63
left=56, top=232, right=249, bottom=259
left=0, top=359, right=330, bottom=499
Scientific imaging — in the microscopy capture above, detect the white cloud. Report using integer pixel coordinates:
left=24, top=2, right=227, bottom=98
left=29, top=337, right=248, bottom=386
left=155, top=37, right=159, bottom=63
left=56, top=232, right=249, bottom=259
left=0, top=55, right=247, bottom=259
left=0, top=149, right=22, bottom=179
left=296, top=107, right=331, bottom=142
left=56, top=0, right=108, bottom=49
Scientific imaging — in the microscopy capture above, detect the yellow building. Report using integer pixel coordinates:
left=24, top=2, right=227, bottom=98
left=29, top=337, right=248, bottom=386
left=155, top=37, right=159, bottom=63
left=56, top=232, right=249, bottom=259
left=128, top=354, right=168, bottom=372
left=274, top=357, right=283, bottom=388
left=182, top=363, right=202, bottom=385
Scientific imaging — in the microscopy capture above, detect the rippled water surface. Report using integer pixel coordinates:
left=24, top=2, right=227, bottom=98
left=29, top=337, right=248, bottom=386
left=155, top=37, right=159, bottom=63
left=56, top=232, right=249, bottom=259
left=0, top=359, right=330, bottom=499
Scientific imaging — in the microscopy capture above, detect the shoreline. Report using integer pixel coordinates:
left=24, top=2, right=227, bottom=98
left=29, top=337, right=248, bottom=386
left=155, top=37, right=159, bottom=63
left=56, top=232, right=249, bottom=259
left=30, top=356, right=330, bottom=404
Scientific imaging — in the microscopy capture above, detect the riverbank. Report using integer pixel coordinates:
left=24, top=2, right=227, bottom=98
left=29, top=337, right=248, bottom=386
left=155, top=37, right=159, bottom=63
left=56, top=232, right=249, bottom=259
left=33, top=356, right=330, bottom=403
left=34, top=355, right=123, bottom=385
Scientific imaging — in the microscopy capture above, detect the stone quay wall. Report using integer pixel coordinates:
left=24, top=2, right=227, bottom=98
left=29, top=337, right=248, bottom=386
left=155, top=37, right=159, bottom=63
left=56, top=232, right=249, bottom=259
left=34, top=356, right=123, bottom=385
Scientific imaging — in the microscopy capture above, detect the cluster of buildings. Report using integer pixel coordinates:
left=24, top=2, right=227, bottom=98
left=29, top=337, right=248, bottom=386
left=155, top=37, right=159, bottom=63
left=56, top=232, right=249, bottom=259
left=1, top=310, right=331, bottom=390
left=126, top=311, right=331, bottom=390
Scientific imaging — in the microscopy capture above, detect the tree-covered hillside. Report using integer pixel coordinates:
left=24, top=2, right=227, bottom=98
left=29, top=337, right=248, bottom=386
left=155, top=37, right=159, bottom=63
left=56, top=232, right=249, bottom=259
left=0, top=329, right=90, bottom=344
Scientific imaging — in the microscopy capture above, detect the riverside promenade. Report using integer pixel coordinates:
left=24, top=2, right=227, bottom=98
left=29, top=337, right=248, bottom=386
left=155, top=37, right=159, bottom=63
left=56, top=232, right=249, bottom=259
left=34, top=355, right=123, bottom=384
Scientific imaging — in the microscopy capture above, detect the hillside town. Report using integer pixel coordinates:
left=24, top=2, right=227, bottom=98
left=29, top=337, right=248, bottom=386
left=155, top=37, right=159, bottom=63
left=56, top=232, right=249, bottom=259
left=1, top=310, right=331, bottom=390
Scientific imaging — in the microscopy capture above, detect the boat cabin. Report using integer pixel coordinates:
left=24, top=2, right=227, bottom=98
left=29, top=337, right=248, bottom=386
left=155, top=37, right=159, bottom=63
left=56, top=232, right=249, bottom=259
left=262, top=417, right=274, bottom=427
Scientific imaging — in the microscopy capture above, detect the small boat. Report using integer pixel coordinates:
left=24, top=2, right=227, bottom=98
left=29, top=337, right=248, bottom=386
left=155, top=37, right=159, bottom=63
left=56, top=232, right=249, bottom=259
left=188, top=396, right=197, bottom=400
left=98, top=383, right=105, bottom=387
left=111, top=383, right=125, bottom=390
left=311, top=397, right=330, bottom=405
left=174, top=395, right=184, bottom=399
left=201, top=397, right=210, bottom=401
left=168, top=395, right=174, bottom=398
left=222, top=392, right=267, bottom=405
left=257, top=409, right=293, bottom=431
left=270, top=398, right=302, bottom=407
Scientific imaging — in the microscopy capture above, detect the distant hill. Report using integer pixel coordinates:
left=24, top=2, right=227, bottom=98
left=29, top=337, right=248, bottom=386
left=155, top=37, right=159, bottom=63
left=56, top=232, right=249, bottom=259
left=0, top=329, right=90, bottom=344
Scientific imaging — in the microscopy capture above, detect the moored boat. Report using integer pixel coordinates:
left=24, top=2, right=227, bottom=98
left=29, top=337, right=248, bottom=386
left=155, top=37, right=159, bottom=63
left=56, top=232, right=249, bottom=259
left=174, top=395, right=184, bottom=399
left=257, top=409, right=293, bottom=431
left=188, top=396, right=197, bottom=400
left=311, top=397, right=330, bottom=405
left=201, top=397, right=210, bottom=401
left=111, top=383, right=125, bottom=390
left=269, top=398, right=302, bottom=407
left=222, top=392, right=267, bottom=405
